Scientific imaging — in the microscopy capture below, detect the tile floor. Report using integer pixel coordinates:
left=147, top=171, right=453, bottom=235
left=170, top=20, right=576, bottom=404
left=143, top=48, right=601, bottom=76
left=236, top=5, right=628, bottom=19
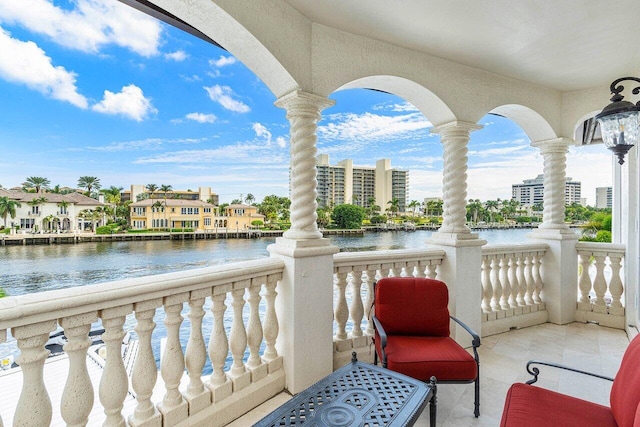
left=229, top=322, right=630, bottom=426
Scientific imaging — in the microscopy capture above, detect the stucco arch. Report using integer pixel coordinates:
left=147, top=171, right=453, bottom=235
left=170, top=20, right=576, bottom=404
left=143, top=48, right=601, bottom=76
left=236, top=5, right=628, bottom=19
left=489, top=104, right=558, bottom=143
left=335, top=75, right=456, bottom=125
left=149, top=0, right=305, bottom=97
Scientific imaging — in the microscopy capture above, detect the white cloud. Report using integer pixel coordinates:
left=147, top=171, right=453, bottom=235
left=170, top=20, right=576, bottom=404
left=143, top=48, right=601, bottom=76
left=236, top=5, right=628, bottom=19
left=86, top=137, right=204, bottom=152
left=92, top=84, right=157, bottom=121
left=164, top=50, right=188, bottom=62
left=133, top=144, right=286, bottom=165
left=318, top=112, right=431, bottom=153
left=209, top=55, right=236, bottom=67
left=0, top=27, right=88, bottom=108
left=468, top=144, right=529, bottom=158
left=276, top=136, right=287, bottom=148
left=185, top=112, right=216, bottom=123
left=204, top=85, right=250, bottom=113
left=0, top=0, right=162, bottom=56
left=253, top=122, right=272, bottom=144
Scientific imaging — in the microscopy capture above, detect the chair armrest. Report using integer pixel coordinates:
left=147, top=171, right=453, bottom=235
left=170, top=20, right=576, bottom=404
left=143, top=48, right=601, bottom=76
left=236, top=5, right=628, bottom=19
left=525, top=360, right=615, bottom=385
left=372, top=315, right=388, bottom=363
left=450, top=316, right=481, bottom=348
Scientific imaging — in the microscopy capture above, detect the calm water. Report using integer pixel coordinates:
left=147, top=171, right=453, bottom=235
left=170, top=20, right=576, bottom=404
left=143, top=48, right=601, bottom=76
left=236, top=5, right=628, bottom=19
left=0, top=228, right=540, bottom=296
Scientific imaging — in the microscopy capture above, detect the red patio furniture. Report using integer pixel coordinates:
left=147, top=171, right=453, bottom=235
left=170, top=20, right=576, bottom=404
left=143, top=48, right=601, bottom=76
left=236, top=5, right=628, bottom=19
left=372, top=277, right=481, bottom=417
left=500, top=333, right=640, bottom=427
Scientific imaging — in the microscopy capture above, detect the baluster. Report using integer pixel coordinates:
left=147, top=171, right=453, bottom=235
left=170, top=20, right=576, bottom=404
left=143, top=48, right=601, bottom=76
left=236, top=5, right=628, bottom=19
left=229, top=286, right=251, bottom=391
left=608, top=254, right=624, bottom=316
left=499, top=255, right=511, bottom=310
left=577, top=251, right=593, bottom=310
left=185, top=290, right=210, bottom=415
left=481, top=257, right=492, bottom=313
left=263, top=276, right=280, bottom=363
left=246, top=282, right=264, bottom=370
left=350, top=269, right=365, bottom=338
left=532, top=253, right=544, bottom=304
left=524, top=254, right=535, bottom=305
left=508, top=254, right=519, bottom=308
left=425, top=262, right=438, bottom=279
left=208, top=292, right=231, bottom=403
left=490, top=256, right=502, bottom=311
left=13, top=320, right=57, bottom=426
left=516, top=255, right=527, bottom=306
left=60, top=313, right=97, bottom=427
left=334, top=270, right=349, bottom=340
left=99, top=306, right=131, bottom=427
left=415, top=262, right=427, bottom=278
left=379, top=265, right=391, bottom=279
left=130, top=300, right=162, bottom=427
left=592, top=254, right=608, bottom=313
left=158, top=294, right=188, bottom=424
left=364, top=269, right=376, bottom=336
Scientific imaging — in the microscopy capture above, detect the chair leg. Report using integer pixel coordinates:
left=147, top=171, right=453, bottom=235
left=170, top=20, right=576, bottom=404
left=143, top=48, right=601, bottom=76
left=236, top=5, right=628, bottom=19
left=474, top=375, right=480, bottom=417
left=374, top=349, right=378, bottom=366
left=429, top=377, right=437, bottom=427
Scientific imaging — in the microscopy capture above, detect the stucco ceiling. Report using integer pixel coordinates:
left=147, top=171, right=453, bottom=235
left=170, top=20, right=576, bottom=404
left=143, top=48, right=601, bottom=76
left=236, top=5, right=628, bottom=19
left=284, top=0, right=640, bottom=92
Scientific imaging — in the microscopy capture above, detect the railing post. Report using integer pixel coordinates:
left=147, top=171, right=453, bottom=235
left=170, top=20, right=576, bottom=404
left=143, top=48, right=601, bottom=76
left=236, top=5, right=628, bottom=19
left=208, top=293, right=232, bottom=403
left=185, top=290, right=211, bottom=415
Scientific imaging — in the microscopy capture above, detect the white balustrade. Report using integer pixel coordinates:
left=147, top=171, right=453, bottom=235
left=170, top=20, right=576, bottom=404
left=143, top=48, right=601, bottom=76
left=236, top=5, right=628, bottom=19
left=481, top=244, right=548, bottom=334
left=575, top=242, right=626, bottom=329
left=332, top=248, right=445, bottom=354
left=0, top=258, right=285, bottom=427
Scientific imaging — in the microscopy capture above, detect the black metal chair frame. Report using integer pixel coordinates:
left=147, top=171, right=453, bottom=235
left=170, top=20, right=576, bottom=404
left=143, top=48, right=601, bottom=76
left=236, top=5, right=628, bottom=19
left=373, top=313, right=481, bottom=418
left=524, top=360, right=614, bottom=385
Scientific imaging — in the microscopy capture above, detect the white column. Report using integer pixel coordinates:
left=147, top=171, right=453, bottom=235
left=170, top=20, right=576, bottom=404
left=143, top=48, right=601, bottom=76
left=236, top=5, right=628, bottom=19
left=430, top=121, right=483, bottom=240
left=270, top=90, right=339, bottom=394
left=529, top=138, right=579, bottom=324
left=427, top=121, right=485, bottom=342
left=275, top=90, right=335, bottom=240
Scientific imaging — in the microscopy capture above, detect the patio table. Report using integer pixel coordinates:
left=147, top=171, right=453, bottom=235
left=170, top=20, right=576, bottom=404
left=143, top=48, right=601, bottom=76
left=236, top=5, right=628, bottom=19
left=254, top=352, right=436, bottom=427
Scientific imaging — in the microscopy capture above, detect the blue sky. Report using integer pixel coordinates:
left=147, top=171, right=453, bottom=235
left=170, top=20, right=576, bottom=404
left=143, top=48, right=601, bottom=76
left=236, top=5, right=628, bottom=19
left=0, top=0, right=611, bottom=205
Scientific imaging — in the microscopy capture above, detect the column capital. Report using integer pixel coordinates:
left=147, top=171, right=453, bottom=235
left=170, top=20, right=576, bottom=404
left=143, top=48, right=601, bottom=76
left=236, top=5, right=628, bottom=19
left=431, top=120, right=483, bottom=137
left=531, top=137, right=574, bottom=153
left=274, top=90, right=335, bottom=114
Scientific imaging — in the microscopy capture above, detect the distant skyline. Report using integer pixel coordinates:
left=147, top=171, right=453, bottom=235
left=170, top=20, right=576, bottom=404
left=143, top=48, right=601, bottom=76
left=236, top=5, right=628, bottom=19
left=0, top=0, right=612, bottom=205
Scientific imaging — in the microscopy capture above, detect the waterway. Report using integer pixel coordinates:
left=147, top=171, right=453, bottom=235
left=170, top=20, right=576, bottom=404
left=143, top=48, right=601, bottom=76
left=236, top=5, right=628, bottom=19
left=0, top=228, right=544, bottom=296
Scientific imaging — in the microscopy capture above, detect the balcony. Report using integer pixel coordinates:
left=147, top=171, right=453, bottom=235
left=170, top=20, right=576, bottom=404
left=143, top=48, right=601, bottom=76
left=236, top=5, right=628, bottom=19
left=0, top=241, right=629, bottom=426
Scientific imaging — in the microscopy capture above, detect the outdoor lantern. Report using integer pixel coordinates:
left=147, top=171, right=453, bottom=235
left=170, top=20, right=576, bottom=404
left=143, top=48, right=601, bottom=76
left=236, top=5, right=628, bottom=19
left=596, top=77, right=640, bottom=165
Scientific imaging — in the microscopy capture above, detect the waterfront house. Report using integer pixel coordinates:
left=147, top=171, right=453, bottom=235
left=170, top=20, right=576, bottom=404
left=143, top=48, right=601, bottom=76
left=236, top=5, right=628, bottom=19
left=1, top=1, right=639, bottom=426
left=0, top=188, right=104, bottom=233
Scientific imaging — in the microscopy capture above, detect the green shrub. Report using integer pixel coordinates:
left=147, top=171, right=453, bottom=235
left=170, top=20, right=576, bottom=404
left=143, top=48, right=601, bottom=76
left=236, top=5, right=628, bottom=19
left=331, top=204, right=365, bottom=229
left=595, top=230, right=612, bottom=242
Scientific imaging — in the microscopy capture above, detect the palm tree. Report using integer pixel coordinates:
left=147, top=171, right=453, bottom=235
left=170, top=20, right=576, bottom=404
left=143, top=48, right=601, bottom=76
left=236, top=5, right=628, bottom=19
left=408, top=200, right=419, bottom=217
left=146, top=183, right=158, bottom=199
left=77, top=176, right=101, bottom=197
left=0, top=196, right=21, bottom=228
left=22, top=177, right=51, bottom=193
left=387, top=198, right=400, bottom=219
left=100, top=186, right=123, bottom=222
left=152, top=200, right=164, bottom=229
left=159, top=184, right=172, bottom=229
left=245, top=193, right=255, bottom=205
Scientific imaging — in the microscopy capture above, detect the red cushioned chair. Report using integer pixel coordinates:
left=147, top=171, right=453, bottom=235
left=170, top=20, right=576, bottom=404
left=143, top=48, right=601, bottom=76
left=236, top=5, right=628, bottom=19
left=372, top=277, right=481, bottom=417
left=500, top=334, right=640, bottom=427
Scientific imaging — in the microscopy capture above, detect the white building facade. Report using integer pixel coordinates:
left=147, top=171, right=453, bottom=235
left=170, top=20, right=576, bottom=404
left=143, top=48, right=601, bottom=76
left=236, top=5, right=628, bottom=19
left=596, top=187, right=613, bottom=209
left=512, top=174, right=582, bottom=206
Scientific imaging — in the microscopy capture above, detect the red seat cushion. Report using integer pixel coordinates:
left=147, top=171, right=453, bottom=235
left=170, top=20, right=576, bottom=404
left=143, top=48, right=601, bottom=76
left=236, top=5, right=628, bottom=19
left=500, top=383, right=617, bottom=427
left=377, top=335, right=477, bottom=382
left=610, top=334, right=640, bottom=427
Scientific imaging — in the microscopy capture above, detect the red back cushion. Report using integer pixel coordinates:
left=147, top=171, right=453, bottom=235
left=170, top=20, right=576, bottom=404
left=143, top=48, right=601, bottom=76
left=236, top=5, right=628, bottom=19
left=610, top=334, right=640, bottom=427
left=374, top=277, right=450, bottom=337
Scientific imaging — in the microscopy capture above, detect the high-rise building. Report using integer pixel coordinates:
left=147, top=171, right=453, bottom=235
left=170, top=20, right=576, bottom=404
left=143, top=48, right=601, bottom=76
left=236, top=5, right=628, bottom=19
left=595, top=187, right=612, bottom=209
left=512, top=174, right=581, bottom=206
left=316, top=155, right=409, bottom=212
